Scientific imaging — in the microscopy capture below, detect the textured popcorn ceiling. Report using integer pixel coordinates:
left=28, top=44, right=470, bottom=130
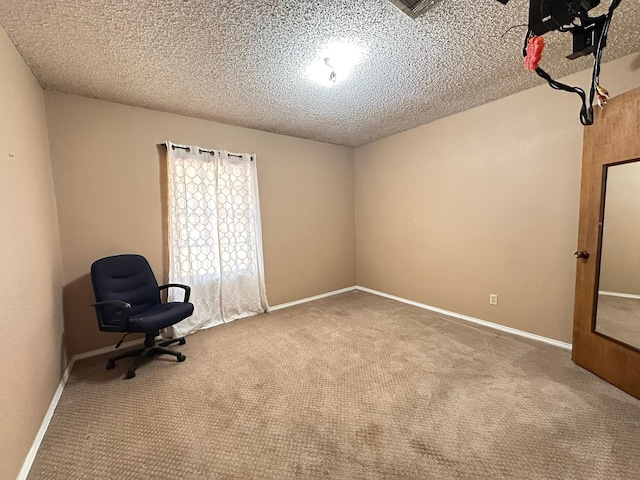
left=1, top=0, right=639, bottom=147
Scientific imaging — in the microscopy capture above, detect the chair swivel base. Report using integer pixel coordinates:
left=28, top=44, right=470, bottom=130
left=106, top=333, right=186, bottom=379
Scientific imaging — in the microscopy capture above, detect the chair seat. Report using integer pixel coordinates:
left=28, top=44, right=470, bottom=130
left=129, top=302, right=195, bottom=332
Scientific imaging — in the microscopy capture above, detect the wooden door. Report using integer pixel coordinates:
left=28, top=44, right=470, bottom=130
left=573, top=87, right=640, bottom=399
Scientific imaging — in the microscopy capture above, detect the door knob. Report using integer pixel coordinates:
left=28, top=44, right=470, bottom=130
left=574, top=250, right=590, bottom=259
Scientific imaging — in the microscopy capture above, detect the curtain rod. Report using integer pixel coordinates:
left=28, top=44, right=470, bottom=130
left=162, top=142, right=253, bottom=161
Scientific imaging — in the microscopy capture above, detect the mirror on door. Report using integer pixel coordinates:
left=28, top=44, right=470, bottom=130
left=595, top=159, right=640, bottom=350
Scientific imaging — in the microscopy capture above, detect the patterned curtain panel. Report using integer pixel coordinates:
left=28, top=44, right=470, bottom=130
left=166, top=141, right=269, bottom=337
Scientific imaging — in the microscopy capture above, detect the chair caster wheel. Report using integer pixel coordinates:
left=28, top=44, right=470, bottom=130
left=106, top=361, right=115, bottom=370
left=125, top=371, right=136, bottom=379
left=177, top=354, right=186, bottom=362
left=179, top=338, right=186, bottom=345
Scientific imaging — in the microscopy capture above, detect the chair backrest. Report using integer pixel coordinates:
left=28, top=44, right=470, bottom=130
left=91, top=254, right=161, bottom=325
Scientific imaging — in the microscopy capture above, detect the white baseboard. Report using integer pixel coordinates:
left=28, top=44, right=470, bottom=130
left=599, top=290, right=640, bottom=300
left=356, top=286, right=572, bottom=350
left=269, top=286, right=357, bottom=311
left=18, top=284, right=570, bottom=477
left=18, top=290, right=354, bottom=476
left=16, top=356, right=75, bottom=480
left=17, top=338, right=147, bottom=479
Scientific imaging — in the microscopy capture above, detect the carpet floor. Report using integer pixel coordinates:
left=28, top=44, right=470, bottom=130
left=28, top=292, right=640, bottom=479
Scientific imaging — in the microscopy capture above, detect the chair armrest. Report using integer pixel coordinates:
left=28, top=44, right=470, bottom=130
left=92, top=300, right=131, bottom=331
left=158, top=283, right=191, bottom=303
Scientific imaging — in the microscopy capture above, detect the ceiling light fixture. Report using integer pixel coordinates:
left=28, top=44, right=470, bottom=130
left=307, top=42, right=365, bottom=88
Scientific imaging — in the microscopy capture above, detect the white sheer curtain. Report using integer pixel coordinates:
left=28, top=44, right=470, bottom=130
left=166, top=141, right=269, bottom=337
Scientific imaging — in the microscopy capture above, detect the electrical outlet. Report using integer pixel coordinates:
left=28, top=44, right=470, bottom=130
left=489, top=294, right=498, bottom=306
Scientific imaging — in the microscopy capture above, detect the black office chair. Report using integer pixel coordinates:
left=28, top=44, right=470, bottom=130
left=90, top=254, right=194, bottom=379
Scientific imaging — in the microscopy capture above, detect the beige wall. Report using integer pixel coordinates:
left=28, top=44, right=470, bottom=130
left=44, top=92, right=355, bottom=355
left=355, top=53, right=640, bottom=344
left=599, top=161, right=640, bottom=294
left=0, top=28, right=65, bottom=479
